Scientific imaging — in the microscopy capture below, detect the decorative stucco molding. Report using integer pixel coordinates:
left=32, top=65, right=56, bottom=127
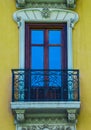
left=17, top=125, right=75, bottom=130
left=13, top=8, right=78, bottom=69
left=16, top=0, right=76, bottom=9
left=15, top=112, right=77, bottom=129
left=67, top=109, right=77, bottom=123
left=41, top=8, right=50, bottom=18
left=11, top=102, right=80, bottom=129
left=13, top=8, right=78, bottom=28
left=15, top=113, right=76, bottom=129
left=15, top=110, right=25, bottom=122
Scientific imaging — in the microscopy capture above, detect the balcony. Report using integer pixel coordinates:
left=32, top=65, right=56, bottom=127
left=11, top=69, right=80, bottom=102
left=11, top=69, right=80, bottom=123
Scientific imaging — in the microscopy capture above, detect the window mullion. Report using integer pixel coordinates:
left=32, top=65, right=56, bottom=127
left=44, top=29, right=49, bottom=70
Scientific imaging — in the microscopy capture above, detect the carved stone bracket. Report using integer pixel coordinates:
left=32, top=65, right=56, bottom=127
left=67, top=109, right=77, bottom=123
left=16, top=0, right=76, bottom=9
left=15, top=109, right=25, bottom=122
left=14, top=16, right=22, bottom=28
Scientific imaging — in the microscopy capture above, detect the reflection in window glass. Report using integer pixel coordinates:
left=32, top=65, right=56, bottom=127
left=31, top=30, right=44, bottom=44
left=49, top=72, right=62, bottom=87
left=31, top=71, right=44, bottom=87
left=49, top=30, right=61, bottom=44
left=31, top=47, right=44, bottom=69
left=49, top=47, right=62, bottom=69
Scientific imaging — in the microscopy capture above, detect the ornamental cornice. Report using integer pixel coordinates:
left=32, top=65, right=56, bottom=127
left=13, top=8, right=79, bottom=28
left=16, top=0, right=76, bottom=9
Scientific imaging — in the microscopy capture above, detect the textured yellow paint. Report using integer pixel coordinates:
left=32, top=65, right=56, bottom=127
left=0, top=0, right=91, bottom=130
left=73, top=0, right=91, bottom=130
left=0, top=1, right=18, bottom=130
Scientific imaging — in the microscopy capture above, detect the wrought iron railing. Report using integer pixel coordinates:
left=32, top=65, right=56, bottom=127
left=12, top=69, right=80, bottom=102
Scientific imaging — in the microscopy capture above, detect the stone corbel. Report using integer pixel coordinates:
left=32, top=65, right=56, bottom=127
left=67, top=109, right=77, bottom=123
left=15, top=109, right=25, bottom=122
left=70, top=18, right=77, bottom=28
left=13, top=14, right=22, bottom=28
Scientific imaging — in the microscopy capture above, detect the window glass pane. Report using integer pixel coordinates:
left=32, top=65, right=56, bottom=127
left=49, top=47, right=61, bottom=69
left=31, top=47, right=44, bottom=69
left=49, top=30, right=61, bottom=44
left=49, top=47, right=62, bottom=87
left=31, top=30, right=44, bottom=44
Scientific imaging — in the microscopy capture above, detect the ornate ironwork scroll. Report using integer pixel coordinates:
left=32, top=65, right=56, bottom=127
left=12, top=69, right=79, bottom=102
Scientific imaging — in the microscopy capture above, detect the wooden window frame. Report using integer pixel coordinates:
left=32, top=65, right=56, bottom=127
left=25, top=23, right=67, bottom=70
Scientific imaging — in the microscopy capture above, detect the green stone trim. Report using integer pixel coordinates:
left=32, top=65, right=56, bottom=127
left=17, top=124, right=75, bottom=130
left=16, top=0, right=76, bottom=9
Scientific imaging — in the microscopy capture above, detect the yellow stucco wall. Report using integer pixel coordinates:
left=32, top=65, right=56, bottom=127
left=0, top=1, right=18, bottom=130
left=0, top=0, right=91, bottom=130
left=74, top=0, right=91, bottom=130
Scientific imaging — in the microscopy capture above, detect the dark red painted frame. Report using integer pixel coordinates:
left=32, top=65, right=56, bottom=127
left=25, top=23, right=67, bottom=70
left=25, top=23, right=68, bottom=100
